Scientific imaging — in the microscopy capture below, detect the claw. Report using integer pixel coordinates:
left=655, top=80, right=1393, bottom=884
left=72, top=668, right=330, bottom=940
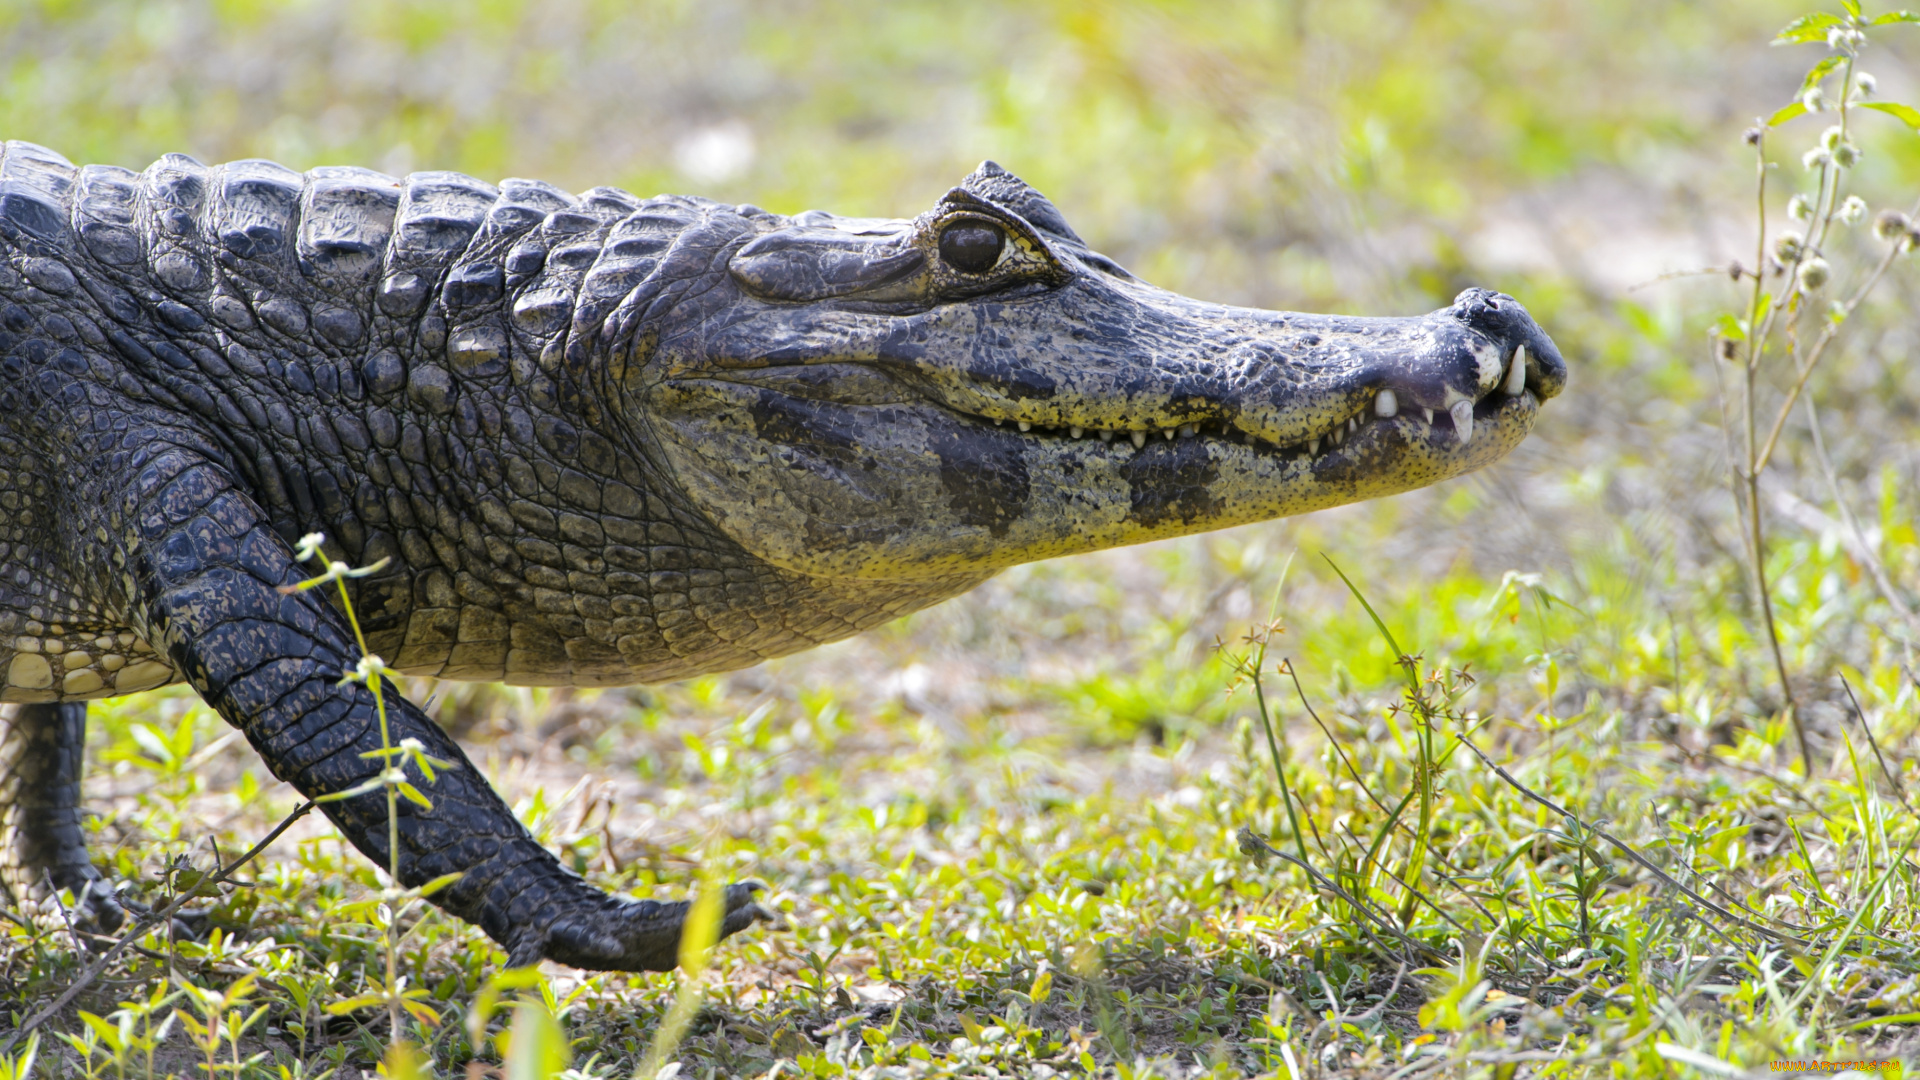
left=73, top=878, right=127, bottom=935
left=721, top=879, right=785, bottom=932
left=733, top=901, right=785, bottom=932
left=529, top=877, right=782, bottom=972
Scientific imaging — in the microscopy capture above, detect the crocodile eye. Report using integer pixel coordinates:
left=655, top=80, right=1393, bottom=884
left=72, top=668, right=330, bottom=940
left=938, top=221, right=1005, bottom=274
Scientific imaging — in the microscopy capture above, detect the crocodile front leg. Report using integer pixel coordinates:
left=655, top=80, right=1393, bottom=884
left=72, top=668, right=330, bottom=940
left=0, top=703, right=122, bottom=931
left=123, top=447, right=771, bottom=970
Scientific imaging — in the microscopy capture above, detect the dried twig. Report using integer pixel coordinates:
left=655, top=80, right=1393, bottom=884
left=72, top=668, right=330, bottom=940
left=0, top=799, right=316, bottom=1056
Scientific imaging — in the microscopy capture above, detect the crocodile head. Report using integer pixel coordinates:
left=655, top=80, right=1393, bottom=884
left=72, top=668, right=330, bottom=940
left=641, top=162, right=1566, bottom=584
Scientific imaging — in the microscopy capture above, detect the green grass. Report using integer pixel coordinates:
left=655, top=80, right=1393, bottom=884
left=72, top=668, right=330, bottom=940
left=8, top=516, right=1917, bottom=1077
left=6, top=0, right=1920, bottom=1076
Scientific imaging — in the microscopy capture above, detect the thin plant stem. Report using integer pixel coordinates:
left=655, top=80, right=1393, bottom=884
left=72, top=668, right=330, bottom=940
left=1453, top=731, right=1806, bottom=948
left=1842, top=675, right=1913, bottom=817
left=1755, top=228, right=1909, bottom=475
left=1248, top=634, right=1311, bottom=872
left=1730, top=122, right=1809, bottom=771
left=1804, top=395, right=1919, bottom=639
left=286, top=537, right=450, bottom=1052
left=320, top=559, right=406, bottom=1045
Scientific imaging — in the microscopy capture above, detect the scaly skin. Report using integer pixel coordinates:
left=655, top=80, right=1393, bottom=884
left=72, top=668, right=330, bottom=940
left=0, top=141, right=1565, bottom=969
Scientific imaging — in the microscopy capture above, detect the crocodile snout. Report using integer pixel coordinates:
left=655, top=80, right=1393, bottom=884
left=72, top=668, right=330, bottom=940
left=1448, top=287, right=1567, bottom=404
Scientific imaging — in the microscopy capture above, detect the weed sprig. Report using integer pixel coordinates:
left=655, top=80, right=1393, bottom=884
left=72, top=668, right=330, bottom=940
left=282, top=535, right=461, bottom=1065
left=1714, top=3, right=1920, bottom=769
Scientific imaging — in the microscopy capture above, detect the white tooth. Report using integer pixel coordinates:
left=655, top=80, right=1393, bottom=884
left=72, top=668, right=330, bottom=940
left=1375, top=389, right=1398, bottom=417
left=1450, top=400, right=1475, bottom=446
left=1070, top=426, right=1083, bottom=438
left=1099, top=430, right=1114, bottom=442
left=1348, top=417, right=1358, bottom=434
left=1308, top=437, right=1320, bottom=455
left=993, top=419, right=1003, bottom=426
left=1131, top=431, right=1147, bottom=449
left=1162, top=429, right=1174, bottom=440
left=1018, top=421, right=1031, bottom=432
left=1503, top=344, right=1529, bottom=396
left=1178, top=424, right=1196, bottom=438
left=1422, top=408, right=1434, bottom=424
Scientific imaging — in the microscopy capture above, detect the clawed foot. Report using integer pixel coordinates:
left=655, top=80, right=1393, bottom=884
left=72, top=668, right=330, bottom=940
left=68, top=877, right=127, bottom=935
left=20, top=876, right=128, bottom=941
left=20, top=875, right=232, bottom=948
left=511, top=880, right=781, bottom=972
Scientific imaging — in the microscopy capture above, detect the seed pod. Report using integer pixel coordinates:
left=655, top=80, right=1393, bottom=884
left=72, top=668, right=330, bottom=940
left=1873, top=210, right=1911, bottom=242
left=1797, top=258, right=1831, bottom=292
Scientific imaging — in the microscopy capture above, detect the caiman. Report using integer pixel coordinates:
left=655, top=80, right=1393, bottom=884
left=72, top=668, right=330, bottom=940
left=0, top=141, right=1566, bottom=970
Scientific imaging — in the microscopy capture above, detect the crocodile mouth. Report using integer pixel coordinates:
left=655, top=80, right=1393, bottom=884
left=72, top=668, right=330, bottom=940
left=934, top=340, right=1544, bottom=472
left=669, top=337, right=1543, bottom=492
left=955, top=384, right=1535, bottom=463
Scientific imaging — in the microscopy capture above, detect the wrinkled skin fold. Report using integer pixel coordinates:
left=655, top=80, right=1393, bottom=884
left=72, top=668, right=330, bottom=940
left=0, top=141, right=1564, bottom=969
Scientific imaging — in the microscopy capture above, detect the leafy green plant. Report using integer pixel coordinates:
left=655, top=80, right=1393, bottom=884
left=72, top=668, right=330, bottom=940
left=175, top=973, right=269, bottom=1080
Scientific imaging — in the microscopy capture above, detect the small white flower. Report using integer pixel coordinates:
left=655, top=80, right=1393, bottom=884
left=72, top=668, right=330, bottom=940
left=1838, top=195, right=1869, bottom=225
left=1854, top=72, right=1877, bottom=98
left=1803, top=86, right=1829, bottom=112
left=1788, top=194, right=1814, bottom=221
left=1804, top=147, right=1831, bottom=170
left=1797, top=257, right=1831, bottom=291
left=1774, top=231, right=1806, bottom=262
left=294, top=533, right=327, bottom=561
